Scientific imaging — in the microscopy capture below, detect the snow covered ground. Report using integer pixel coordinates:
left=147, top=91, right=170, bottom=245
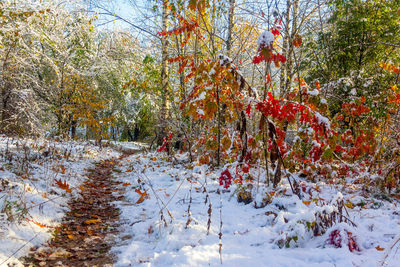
left=112, top=152, right=400, bottom=267
left=1, top=137, right=399, bottom=267
left=0, top=136, right=120, bottom=266
left=110, top=141, right=149, bottom=151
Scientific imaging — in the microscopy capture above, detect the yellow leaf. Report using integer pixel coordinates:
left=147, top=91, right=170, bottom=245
left=344, top=201, right=354, bottom=209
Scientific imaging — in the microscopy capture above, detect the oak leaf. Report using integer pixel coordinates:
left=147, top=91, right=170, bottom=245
left=55, top=179, right=72, bottom=193
left=135, top=189, right=149, bottom=204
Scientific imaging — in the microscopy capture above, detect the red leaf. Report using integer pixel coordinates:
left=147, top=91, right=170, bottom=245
left=246, top=104, right=251, bottom=116
left=271, top=28, right=280, bottom=36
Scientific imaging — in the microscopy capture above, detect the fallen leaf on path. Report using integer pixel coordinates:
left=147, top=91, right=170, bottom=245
left=84, top=219, right=102, bottom=225
left=48, top=248, right=71, bottom=260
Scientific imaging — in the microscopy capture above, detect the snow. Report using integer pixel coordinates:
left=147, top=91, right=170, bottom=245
left=197, top=91, right=206, bottom=101
left=307, top=89, right=320, bottom=96
left=315, top=111, right=331, bottom=130
left=257, top=31, right=275, bottom=47
left=110, top=141, right=149, bottom=151
left=0, top=136, right=120, bottom=266
left=219, top=54, right=233, bottom=66
left=2, top=138, right=400, bottom=267
left=111, top=151, right=400, bottom=267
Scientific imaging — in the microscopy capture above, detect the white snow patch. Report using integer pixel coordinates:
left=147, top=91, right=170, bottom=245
left=257, top=31, right=275, bottom=47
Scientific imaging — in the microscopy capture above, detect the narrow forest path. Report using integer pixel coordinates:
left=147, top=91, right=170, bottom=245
left=22, top=158, right=125, bottom=267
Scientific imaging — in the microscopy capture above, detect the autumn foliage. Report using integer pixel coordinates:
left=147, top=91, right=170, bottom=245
left=158, top=2, right=400, bottom=196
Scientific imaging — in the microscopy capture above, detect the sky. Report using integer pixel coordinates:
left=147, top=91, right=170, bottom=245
left=85, top=0, right=152, bottom=33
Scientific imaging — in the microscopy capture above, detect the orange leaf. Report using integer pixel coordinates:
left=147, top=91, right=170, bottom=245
left=302, top=200, right=311, bottom=206
left=86, top=229, right=94, bottom=235
left=375, top=245, right=385, bottom=251
left=67, top=234, right=75, bottom=240
left=55, top=179, right=72, bottom=193
left=84, top=219, right=102, bottom=225
left=126, top=170, right=132, bottom=173
left=27, top=218, right=47, bottom=228
left=123, top=183, right=131, bottom=186
left=293, top=34, right=302, bottom=48
left=135, top=189, right=149, bottom=204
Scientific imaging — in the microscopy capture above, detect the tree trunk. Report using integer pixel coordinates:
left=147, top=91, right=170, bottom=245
left=71, top=120, right=77, bottom=139
left=226, top=0, right=235, bottom=57
left=158, top=0, right=170, bottom=145
left=284, top=0, right=299, bottom=94
left=279, top=0, right=291, bottom=98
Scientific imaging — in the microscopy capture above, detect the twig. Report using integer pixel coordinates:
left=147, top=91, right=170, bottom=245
left=134, top=168, right=174, bottom=220
left=333, top=211, right=357, bottom=227
left=0, top=232, right=40, bottom=266
left=185, top=182, right=193, bottom=228
left=381, top=234, right=400, bottom=267
left=218, top=189, right=223, bottom=264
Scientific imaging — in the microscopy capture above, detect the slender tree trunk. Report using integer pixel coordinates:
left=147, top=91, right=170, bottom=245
left=226, top=0, right=235, bottom=57
left=158, top=0, right=169, bottom=145
left=279, top=0, right=291, bottom=98
left=216, top=86, right=221, bottom=167
left=71, top=120, right=77, bottom=139
left=284, top=0, right=299, bottom=94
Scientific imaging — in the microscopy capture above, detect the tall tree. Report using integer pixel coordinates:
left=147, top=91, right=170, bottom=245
left=158, top=0, right=170, bottom=144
